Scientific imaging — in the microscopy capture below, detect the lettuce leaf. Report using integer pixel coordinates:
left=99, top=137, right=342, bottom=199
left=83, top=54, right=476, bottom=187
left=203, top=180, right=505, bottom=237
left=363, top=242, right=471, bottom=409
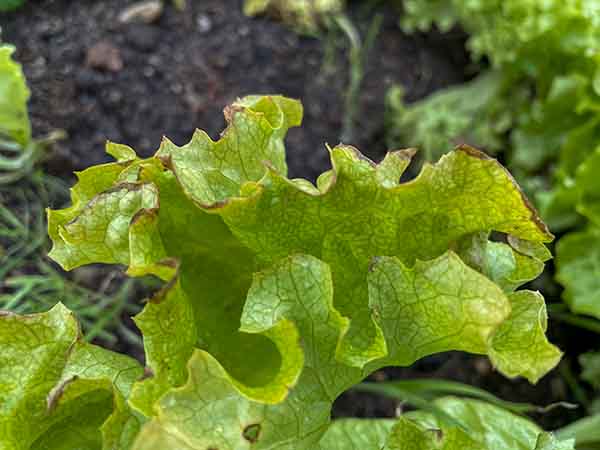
left=42, top=95, right=560, bottom=448
left=0, top=45, right=31, bottom=146
left=387, top=397, right=574, bottom=450
left=317, top=418, right=395, bottom=449
left=131, top=253, right=558, bottom=449
left=260, top=397, right=574, bottom=450
left=0, top=303, right=143, bottom=450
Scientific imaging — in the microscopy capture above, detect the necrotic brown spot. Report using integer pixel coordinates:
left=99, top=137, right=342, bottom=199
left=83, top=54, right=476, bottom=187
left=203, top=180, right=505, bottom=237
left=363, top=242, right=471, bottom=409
left=242, top=423, right=261, bottom=443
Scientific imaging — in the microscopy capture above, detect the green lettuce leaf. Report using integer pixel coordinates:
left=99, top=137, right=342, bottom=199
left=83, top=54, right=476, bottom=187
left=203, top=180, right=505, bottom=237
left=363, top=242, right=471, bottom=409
left=317, top=418, right=395, bottom=449
left=0, top=303, right=143, bottom=450
left=46, top=96, right=559, bottom=449
left=388, top=397, right=574, bottom=450
left=0, top=44, right=30, bottom=146
left=132, top=251, right=558, bottom=449
left=312, top=397, right=573, bottom=450
left=456, top=233, right=550, bottom=293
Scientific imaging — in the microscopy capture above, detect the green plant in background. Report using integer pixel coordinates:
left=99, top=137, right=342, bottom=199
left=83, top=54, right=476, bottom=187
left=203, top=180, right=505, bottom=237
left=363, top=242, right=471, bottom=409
left=244, top=0, right=345, bottom=33
left=0, top=95, right=571, bottom=448
left=0, top=45, right=38, bottom=183
left=0, top=44, right=141, bottom=345
left=386, top=70, right=516, bottom=163
left=0, top=0, right=24, bottom=12
left=553, top=351, right=600, bottom=448
left=0, top=46, right=29, bottom=145
left=557, top=351, right=600, bottom=450
left=170, top=0, right=185, bottom=10
left=386, top=0, right=600, bottom=324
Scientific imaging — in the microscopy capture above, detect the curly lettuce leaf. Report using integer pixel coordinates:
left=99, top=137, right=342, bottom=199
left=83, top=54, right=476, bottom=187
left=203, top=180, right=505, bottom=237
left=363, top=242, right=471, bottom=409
left=389, top=397, right=574, bottom=450
left=456, top=232, right=550, bottom=293
left=369, top=254, right=560, bottom=382
left=132, top=251, right=558, bottom=449
left=0, top=303, right=143, bottom=450
left=0, top=44, right=30, bottom=146
left=211, top=143, right=553, bottom=365
left=47, top=96, right=559, bottom=449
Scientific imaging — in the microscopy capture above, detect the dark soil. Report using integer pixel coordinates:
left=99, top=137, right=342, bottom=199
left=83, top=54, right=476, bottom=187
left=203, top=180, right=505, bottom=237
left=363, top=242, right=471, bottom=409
left=1, top=0, right=468, bottom=182
left=1, top=0, right=582, bottom=431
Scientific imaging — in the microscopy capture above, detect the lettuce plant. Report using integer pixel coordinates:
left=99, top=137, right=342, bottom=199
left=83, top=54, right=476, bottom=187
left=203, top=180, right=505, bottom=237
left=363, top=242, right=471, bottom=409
left=389, top=0, right=600, bottom=320
left=386, top=71, right=515, bottom=163
left=398, top=0, right=600, bottom=185
left=1, top=96, right=568, bottom=448
left=0, top=45, right=30, bottom=149
left=0, top=44, right=58, bottom=184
